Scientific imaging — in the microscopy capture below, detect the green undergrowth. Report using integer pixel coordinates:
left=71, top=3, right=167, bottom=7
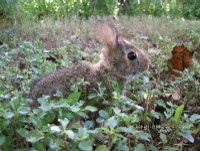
left=0, top=16, right=200, bottom=150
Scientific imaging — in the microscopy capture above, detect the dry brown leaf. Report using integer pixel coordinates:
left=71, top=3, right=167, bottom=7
left=172, top=88, right=181, bottom=100
left=168, top=44, right=194, bottom=76
left=164, top=88, right=181, bottom=101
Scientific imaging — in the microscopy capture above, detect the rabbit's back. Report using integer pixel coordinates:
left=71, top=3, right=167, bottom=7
left=30, top=63, right=125, bottom=107
left=30, top=64, right=88, bottom=106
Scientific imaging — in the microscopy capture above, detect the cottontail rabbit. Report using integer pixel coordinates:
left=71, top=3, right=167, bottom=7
left=30, top=21, right=151, bottom=108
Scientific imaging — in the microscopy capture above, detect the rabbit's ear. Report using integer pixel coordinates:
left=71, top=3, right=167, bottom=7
left=96, top=21, right=119, bottom=50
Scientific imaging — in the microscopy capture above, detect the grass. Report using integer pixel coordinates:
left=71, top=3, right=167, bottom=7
left=1, top=15, right=200, bottom=65
left=0, top=15, right=200, bottom=150
left=1, top=16, right=200, bottom=48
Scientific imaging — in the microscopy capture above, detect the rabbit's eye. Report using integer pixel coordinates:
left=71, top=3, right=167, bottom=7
left=128, top=52, right=137, bottom=60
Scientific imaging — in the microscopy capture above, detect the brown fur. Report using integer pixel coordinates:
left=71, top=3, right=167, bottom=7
left=30, top=21, right=150, bottom=107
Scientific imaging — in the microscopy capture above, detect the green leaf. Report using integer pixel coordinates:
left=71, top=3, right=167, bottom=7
left=3, top=112, right=14, bottom=119
left=29, top=116, right=42, bottom=129
left=53, top=100, right=69, bottom=108
left=78, top=128, right=90, bottom=140
left=50, top=125, right=61, bottom=133
left=78, top=111, right=88, bottom=118
left=17, top=129, right=44, bottom=143
left=96, top=117, right=104, bottom=123
left=59, top=118, right=69, bottom=128
left=65, top=130, right=75, bottom=140
left=174, top=105, right=184, bottom=128
left=149, top=145, right=159, bottom=151
left=67, top=92, right=81, bottom=104
left=179, top=129, right=194, bottom=143
left=33, top=142, right=45, bottom=150
left=164, top=108, right=174, bottom=119
left=38, top=96, right=51, bottom=112
left=17, top=106, right=31, bottom=115
left=88, top=93, right=97, bottom=99
left=160, top=133, right=167, bottom=144
left=44, top=111, right=56, bottom=123
left=70, top=105, right=80, bottom=112
left=84, top=121, right=93, bottom=129
left=134, top=143, right=145, bottom=151
left=99, top=110, right=109, bottom=119
left=137, top=132, right=151, bottom=142
left=115, top=142, right=129, bottom=151
left=3, top=135, right=12, bottom=151
left=38, top=95, right=50, bottom=104
left=117, top=126, right=136, bottom=135
left=165, top=147, right=178, bottom=151
left=49, top=141, right=59, bottom=150
left=95, top=145, right=109, bottom=151
left=26, top=130, right=44, bottom=143
left=133, top=104, right=144, bottom=111
left=155, top=100, right=166, bottom=108
left=112, top=107, right=121, bottom=114
left=190, top=114, right=200, bottom=122
left=85, top=106, right=98, bottom=112
left=17, top=128, right=29, bottom=138
left=105, top=116, right=118, bottom=128
left=78, top=140, right=93, bottom=151
left=53, top=90, right=63, bottom=98
left=0, top=135, right=6, bottom=146
left=150, top=110, right=160, bottom=119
